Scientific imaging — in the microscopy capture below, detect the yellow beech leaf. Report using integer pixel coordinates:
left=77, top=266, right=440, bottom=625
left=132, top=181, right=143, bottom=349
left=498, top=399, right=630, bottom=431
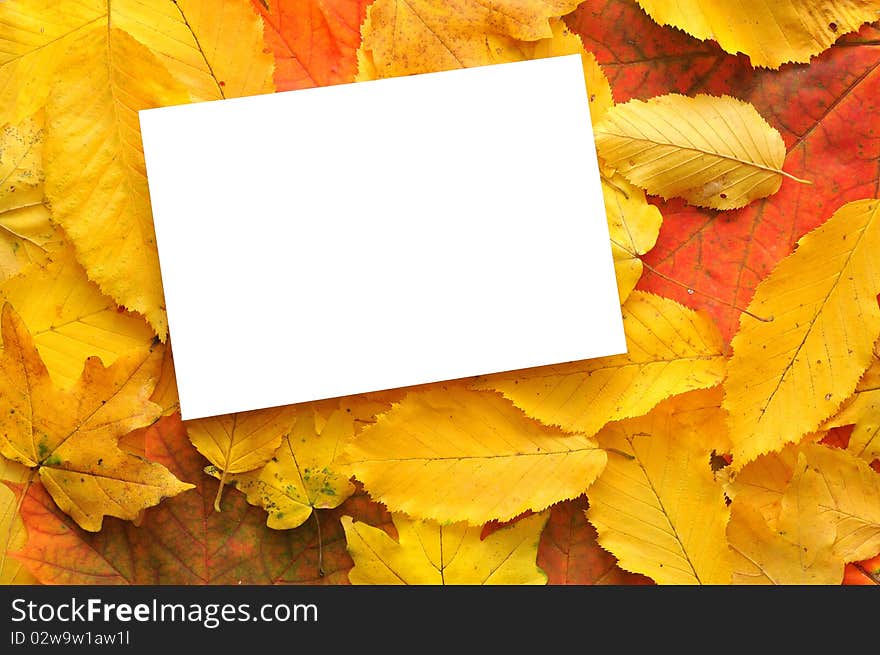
left=0, top=245, right=156, bottom=389
left=0, top=113, right=63, bottom=282
left=341, top=386, right=607, bottom=525
left=586, top=394, right=734, bottom=584
left=43, top=27, right=192, bottom=339
left=207, top=402, right=357, bottom=529
left=477, top=291, right=725, bottom=437
left=342, top=511, right=549, bottom=584
left=824, top=357, right=880, bottom=463
left=0, top=304, right=192, bottom=532
left=794, top=443, right=880, bottom=563
left=634, top=0, right=880, bottom=68
left=0, top=0, right=105, bottom=127
left=0, top=456, right=37, bottom=584
left=356, top=0, right=584, bottom=79
left=724, top=199, right=880, bottom=468
left=187, top=404, right=298, bottom=511
left=602, top=173, right=663, bottom=302
left=727, top=499, right=841, bottom=584
left=594, top=93, right=803, bottom=210
left=113, top=0, right=274, bottom=100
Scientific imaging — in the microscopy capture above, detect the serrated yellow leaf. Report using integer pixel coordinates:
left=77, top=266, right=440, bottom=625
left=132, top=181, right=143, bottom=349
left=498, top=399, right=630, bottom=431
left=113, top=0, right=274, bottom=100
left=0, top=304, right=191, bottom=531
left=0, top=457, right=36, bottom=584
left=208, top=402, right=356, bottom=529
left=0, top=0, right=105, bottom=127
left=634, top=0, right=880, bottom=68
left=0, top=113, right=64, bottom=283
left=724, top=199, right=880, bottom=468
left=356, top=1, right=584, bottom=79
left=794, top=443, right=880, bottom=563
left=187, top=404, right=298, bottom=511
left=0, top=246, right=156, bottom=389
left=594, top=93, right=800, bottom=210
left=727, top=499, right=841, bottom=584
left=342, top=512, right=549, bottom=584
left=603, top=174, right=662, bottom=302
left=824, top=357, right=880, bottom=463
left=43, top=27, right=192, bottom=339
left=341, top=387, right=607, bottom=525
left=586, top=394, right=734, bottom=584
left=477, top=290, right=725, bottom=437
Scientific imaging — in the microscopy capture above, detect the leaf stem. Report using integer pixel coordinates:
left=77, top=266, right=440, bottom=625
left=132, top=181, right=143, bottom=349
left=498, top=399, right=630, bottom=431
left=312, top=510, right=324, bottom=577
left=213, top=469, right=227, bottom=512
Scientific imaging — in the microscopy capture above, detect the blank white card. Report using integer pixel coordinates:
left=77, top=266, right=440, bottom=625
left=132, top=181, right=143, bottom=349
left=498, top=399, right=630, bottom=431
left=139, top=54, right=626, bottom=420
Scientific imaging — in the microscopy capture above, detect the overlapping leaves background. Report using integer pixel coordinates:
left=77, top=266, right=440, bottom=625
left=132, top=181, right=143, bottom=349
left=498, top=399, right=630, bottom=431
left=1, top=0, right=879, bottom=585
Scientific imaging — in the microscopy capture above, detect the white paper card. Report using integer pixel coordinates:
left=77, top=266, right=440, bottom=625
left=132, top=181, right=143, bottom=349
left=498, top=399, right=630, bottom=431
left=139, top=54, right=626, bottom=420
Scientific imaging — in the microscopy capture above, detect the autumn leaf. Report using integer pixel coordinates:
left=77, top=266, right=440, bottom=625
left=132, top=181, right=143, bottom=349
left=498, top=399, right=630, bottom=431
left=187, top=404, right=298, bottom=511
left=0, top=245, right=157, bottom=389
left=253, top=0, right=370, bottom=90
left=0, top=303, right=190, bottom=531
left=538, top=496, right=653, bottom=584
left=342, top=511, right=549, bottom=584
left=727, top=499, right=842, bottom=584
left=478, top=291, right=725, bottom=437
left=603, top=173, right=662, bottom=302
left=42, top=27, right=191, bottom=339
left=0, top=113, right=63, bottom=282
left=207, top=400, right=358, bottom=529
left=595, top=93, right=803, bottom=210
left=793, top=443, right=880, bottom=564
left=10, top=414, right=394, bottom=584
left=724, top=199, right=880, bottom=468
left=341, top=386, right=607, bottom=525
left=824, top=357, right=880, bottom=463
left=633, top=0, right=880, bottom=68
left=586, top=392, right=734, bottom=584
left=0, top=456, right=36, bottom=584
left=720, top=444, right=800, bottom=529
left=568, top=3, right=880, bottom=343
left=114, top=0, right=274, bottom=100
left=357, top=0, right=584, bottom=78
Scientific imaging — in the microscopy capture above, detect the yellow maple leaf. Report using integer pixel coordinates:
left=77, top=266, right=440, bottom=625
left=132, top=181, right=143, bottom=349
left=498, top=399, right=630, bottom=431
left=0, top=303, right=192, bottom=531
left=342, top=511, right=549, bottom=584
left=341, top=386, right=607, bottom=525
left=0, top=455, right=37, bottom=584
left=824, top=356, right=880, bottom=463
left=206, top=401, right=357, bottom=529
left=42, top=27, right=191, bottom=339
left=586, top=392, right=734, bottom=584
left=477, top=290, right=725, bottom=437
left=724, top=199, right=880, bottom=468
left=0, top=0, right=273, bottom=128
left=187, top=404, right=298, bottom=511
left=112, top=0, right=274, bottom=100
left=594, top=93, right=807, bottom=210
left=0, top=113, right=63, bottom=282
left=634, top=0, right=880, bottom=68
left=356, top=1, right=584, bottom=78
left=602, top=174, right=663, bottom=302
left=0, top=245, right=157, bottom=389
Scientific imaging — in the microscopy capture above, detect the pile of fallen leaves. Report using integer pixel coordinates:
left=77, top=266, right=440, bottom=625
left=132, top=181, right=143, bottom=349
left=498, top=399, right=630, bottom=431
left=1, top=0, right=879, bottom=585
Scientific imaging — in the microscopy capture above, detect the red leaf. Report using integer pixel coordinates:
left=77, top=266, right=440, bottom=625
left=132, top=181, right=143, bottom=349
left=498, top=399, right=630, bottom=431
left=11, top=414, right=392, bottom=584
left=253, top=0, right=370, bottom=91
left=568, top=2, right=880, bottom=342
left=538, top=496, right=653, bottom=585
